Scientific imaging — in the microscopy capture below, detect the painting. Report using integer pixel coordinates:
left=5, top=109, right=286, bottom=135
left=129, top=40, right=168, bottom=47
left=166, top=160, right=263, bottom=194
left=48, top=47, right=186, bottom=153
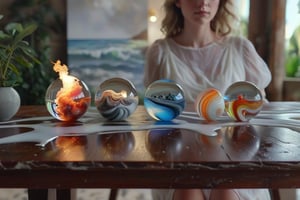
left=67, top=0, right=148, bottom=96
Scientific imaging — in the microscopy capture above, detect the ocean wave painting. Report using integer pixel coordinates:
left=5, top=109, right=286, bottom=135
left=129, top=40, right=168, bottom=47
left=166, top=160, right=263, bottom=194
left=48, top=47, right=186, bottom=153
left=67, top=0, right=148, bottom=96
left=67, top=39, right=147, bottom=95
left=67, top=0, right=148, bottom=39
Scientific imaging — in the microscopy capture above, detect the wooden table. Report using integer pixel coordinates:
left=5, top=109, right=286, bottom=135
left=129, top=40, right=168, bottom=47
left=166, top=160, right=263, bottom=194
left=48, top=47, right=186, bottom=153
left=1, top=102, right=300, bottom=199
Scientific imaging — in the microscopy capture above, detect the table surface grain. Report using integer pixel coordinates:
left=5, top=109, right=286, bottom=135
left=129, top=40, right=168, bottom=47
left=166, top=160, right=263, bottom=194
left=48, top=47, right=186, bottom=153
left=0, top=102, right=300, bottom=189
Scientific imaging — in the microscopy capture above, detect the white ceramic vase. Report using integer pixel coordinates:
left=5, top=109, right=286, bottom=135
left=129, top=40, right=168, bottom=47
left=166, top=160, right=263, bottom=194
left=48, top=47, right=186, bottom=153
left=0, top=87, right=21, bottom=121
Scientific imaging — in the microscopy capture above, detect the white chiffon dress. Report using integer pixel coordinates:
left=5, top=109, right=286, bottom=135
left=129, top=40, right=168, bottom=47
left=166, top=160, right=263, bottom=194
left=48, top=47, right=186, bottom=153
left=144, top=36, right=272, bottom=103
left=143, top=36, right=272, bottom=200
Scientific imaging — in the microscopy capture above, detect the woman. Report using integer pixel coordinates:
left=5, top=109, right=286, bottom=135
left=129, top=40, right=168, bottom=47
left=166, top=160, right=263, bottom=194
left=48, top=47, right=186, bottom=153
left=144, top=0, right=272, bottom=199
left=144, top=0, right=271, bottom=103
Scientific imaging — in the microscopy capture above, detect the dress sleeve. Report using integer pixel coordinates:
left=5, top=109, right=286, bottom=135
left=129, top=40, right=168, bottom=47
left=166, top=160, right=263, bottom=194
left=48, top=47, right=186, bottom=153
left=143, top=40, right=164, bottom=87
left=241, top=37, right=272, bottom=90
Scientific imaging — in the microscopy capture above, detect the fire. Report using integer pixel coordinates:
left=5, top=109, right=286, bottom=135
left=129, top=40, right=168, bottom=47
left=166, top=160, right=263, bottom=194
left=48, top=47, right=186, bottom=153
left=53, top=60, right=91, bottom=121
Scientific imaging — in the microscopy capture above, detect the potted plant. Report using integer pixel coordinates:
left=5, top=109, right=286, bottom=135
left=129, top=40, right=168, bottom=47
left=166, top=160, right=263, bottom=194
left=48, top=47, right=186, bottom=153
left=0, top=15, right=39, bottom=121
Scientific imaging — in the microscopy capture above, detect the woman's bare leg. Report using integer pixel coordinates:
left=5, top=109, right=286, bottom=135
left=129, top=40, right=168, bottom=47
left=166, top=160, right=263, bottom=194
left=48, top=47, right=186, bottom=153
left=173, top=189, right=205, bottom=200
left=209, top=189, right=240, bottom=200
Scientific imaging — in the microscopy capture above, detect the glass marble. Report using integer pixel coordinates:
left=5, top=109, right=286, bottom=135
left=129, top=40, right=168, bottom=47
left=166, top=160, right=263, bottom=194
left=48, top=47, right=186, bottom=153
left=45, top=77, right=91, bottom=122
left=195, top=88, right=225, bottom=121
left=224, top=81, right=263, bottom=122
left=144, top=79, right=185, bottom=121
left=95, top=77, right=139, bottom=121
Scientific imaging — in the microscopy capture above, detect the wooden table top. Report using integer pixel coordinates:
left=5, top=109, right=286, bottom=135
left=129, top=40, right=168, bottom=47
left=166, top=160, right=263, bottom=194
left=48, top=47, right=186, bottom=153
left=1, top=102, right=300, bottom=189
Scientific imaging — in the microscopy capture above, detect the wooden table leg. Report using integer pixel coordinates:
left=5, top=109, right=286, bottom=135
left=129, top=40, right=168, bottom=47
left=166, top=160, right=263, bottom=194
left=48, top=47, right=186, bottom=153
left=57, top=189, right=71, bottom=200
left=109, top=189, right=119, bottom=200
left=28, top=189, right=71, bottom=200
left=270, top=189, right=281, bottom=200
left=28, top=189, right=48, bottom=200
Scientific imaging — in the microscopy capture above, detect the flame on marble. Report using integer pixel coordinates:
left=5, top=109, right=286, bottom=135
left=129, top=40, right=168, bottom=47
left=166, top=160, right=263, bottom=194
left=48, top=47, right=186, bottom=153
left=52, top=60, right=91, bottom=121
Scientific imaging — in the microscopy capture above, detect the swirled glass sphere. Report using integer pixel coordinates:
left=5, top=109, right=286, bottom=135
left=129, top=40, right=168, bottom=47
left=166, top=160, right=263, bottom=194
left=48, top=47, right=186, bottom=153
left=195, top=88, right=225, bottom=121
left=94, top=77, right=139, bottom=121
left=144, top=79, right=185, bottom=121
left=224, top=81, right=263, bottom=122
left=45, top=76, right=91, bottom=122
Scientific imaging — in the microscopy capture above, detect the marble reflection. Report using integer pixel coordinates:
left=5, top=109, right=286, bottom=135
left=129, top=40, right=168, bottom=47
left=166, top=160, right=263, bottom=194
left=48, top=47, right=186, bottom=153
left=222, top=125, right=260, bottom=160
left=53, top=136, right=88, bottom=161
left=197, top=125, right=260, bottom=161
left=98, top=132, right=135, bottom=159
left=146, top=128, right=183, bottom=160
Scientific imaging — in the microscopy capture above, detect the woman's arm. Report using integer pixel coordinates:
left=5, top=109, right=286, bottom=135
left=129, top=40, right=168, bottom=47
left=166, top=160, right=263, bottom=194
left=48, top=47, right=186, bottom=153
left=242, top=37, right=272, bottom=98
left=143, top=40, right=164, bottom=87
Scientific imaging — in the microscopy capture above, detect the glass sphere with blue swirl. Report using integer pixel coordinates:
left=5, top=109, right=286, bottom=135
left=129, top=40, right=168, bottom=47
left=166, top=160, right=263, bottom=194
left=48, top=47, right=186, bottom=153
left=144, top=79, right=185, bottom=121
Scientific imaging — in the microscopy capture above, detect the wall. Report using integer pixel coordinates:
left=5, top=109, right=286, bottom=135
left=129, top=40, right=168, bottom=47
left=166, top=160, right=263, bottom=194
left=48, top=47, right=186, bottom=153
left=0, top=0, right=14, bottom=23
left=148, top=0, right=164, bottom=44
left=0, top=0, right=67, bottom=63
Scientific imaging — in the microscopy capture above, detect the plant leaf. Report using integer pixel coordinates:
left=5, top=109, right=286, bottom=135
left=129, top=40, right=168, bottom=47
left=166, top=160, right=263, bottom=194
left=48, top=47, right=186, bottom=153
left=13, top=56, right=33, bottom=68
left=17, top=42, right=40, bottom=64
left=5, top=23, right=23, bottom=35
left=7, top=62, right=20, bottom=76
left=13, top=23, right=38, bottom=46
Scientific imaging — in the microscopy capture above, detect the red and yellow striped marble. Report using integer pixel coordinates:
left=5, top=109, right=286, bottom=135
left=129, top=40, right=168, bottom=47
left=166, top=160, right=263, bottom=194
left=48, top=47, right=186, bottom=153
left=225, top=95, right=263, bottom=122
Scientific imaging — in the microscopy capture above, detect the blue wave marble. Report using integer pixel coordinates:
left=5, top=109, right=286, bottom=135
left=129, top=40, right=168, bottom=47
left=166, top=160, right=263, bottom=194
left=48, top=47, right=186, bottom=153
left=95, top=78, right=139, bottom=121
left=144, top=79, right=185, bottom=121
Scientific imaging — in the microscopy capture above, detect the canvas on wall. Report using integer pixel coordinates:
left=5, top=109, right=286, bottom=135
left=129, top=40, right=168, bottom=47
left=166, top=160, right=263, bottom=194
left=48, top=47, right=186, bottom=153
left=67, top=0, right=148, bottom=95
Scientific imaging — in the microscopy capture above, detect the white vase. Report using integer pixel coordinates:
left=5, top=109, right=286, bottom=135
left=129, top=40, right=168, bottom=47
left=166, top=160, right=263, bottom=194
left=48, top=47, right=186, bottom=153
left=0, top=87, right=21, bottom=121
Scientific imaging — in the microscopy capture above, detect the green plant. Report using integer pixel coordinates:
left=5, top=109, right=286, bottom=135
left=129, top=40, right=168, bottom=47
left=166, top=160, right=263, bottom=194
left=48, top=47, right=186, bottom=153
left=9, top=0, right=65, bottom=105
left=0, top=15, right=39, bottom=87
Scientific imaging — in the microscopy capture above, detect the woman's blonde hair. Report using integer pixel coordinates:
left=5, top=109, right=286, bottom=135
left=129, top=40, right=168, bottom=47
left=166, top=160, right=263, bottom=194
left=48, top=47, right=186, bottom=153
left=161, top=0, right=239, bottom=38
